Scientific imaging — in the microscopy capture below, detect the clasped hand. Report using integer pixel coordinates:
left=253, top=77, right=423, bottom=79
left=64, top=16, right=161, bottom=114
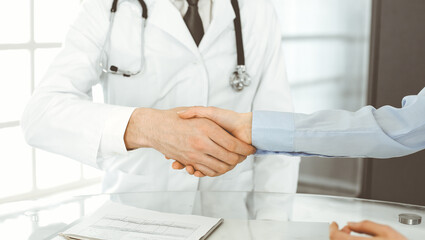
left=124, top=107, right=255, bottom=177
left=125, top=107, right=408, bottom=240
left=171, top=107, right=253, bottom=177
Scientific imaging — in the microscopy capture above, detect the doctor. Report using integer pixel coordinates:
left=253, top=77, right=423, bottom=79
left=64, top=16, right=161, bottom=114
left=22, top=0, right=299, bottom=197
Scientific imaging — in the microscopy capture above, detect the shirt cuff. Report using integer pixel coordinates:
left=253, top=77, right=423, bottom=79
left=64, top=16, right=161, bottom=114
left=99, top=107, right=136, bottom=157
left=252, top=111, right=295, bottom=152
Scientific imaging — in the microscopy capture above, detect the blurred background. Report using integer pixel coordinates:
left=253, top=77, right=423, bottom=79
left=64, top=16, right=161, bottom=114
left=0, top=0, right=424, bottom=208
left=273, top=0, right=371, bottom=198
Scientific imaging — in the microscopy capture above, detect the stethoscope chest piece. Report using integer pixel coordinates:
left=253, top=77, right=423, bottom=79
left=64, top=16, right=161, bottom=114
left=230, top=65, right=251, bottom=92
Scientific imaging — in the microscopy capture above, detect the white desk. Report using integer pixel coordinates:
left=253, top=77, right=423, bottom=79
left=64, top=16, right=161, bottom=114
left=0, top=192, right=424, bottom=239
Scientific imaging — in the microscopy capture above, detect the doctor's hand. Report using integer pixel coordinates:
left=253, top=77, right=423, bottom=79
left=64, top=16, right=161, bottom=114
left=329, top=221, right=407, bottom=240
left=171, top=107, right=253, bottom=176
left=124, top=108, right=256, bottom=177
left=178, top=107, right=252, bottom=144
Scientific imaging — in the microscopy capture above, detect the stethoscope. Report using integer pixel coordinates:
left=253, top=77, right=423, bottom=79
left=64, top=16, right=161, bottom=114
left=100, top=0, right=251, bottom=92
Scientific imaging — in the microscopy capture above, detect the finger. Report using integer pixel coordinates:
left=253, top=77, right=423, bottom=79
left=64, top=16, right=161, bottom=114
left=178, top=106, right=214, bottom=119
left=192, top=163, right=218, bottom=177
left=209, top=126, right=256, bottom=157
left=329, top=222, right=339, bottom=236
left=171, top=161, right=197, bottom=175
left=179, top=107, right=238, bottom=133
left=331, top=231, right=368, bottom=240
left=204, top=138, right=246, bottom=166
left=199, top=153, right=234, bottom=176
left=172, top=161, right=185, bottom=170
left=186, top=165, right=195, bottom=175
left=194, top=170, right=206, bottom=177
left=193, top=154, right=237, bottom=177
left=329, top=222, right=368, bottom=240
left=347, top=220, right=394, bottom=236
left=341, top=226, right=351, bottom=234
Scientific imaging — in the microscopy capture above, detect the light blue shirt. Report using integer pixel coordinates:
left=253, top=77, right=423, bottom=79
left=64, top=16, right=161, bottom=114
left=253, top=87, right=425, bottom=158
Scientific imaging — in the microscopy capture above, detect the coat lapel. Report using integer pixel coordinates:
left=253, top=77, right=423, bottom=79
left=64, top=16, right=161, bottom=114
left=199, top=0, right=236, bottom=52
left=148, top=0, right=236, bottom=55
left=148, top=0, right=200, bottom=55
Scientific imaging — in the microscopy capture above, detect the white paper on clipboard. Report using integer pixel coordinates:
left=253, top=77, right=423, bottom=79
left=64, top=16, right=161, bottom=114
left=58, top=201, right=223, bottom=240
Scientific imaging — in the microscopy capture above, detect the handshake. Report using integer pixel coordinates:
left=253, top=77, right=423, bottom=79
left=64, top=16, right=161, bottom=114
left=124, top=106, right=410, bottom=240
left=124, top=107, right=255, bottom=178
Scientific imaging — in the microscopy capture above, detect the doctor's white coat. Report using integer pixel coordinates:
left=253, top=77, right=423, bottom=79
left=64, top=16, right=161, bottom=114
left=22, top=0, right=300, bottom=197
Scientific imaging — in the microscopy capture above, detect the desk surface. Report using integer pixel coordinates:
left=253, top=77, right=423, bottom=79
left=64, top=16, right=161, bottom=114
left=0, top=192, right=424, bottom=240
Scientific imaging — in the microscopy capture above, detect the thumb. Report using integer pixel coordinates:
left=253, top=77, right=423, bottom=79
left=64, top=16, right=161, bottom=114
left=329, top=222, right=339, bottom=234
left=178, top=106, right=211, bottom=119
left=178, top=107, right=244, bottom=137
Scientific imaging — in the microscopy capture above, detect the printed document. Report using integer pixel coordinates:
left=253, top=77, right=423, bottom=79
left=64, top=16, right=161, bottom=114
left=59, top=201, right=223, bottom=240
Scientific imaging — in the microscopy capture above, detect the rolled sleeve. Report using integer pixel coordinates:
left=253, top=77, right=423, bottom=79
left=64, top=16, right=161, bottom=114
left=99, top=107, right=136, bottom=157
left=252, top=111, right=295, bottom=152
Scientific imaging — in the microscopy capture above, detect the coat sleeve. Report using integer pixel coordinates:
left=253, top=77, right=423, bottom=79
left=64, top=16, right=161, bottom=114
left=250, top=1, right=300, bottom=194
left=21, top=0, right=135, bottom=168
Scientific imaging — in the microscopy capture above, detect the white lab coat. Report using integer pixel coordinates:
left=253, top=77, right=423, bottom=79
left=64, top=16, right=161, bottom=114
left=22, top=0, right=300, bottom=197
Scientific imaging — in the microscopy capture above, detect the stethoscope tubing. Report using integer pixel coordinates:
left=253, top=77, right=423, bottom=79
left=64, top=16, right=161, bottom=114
left=103, top=0, right=250, bottom=91
left=230, top=0, right=245, bottom=67
left=112, top=0, right=148, bottom=19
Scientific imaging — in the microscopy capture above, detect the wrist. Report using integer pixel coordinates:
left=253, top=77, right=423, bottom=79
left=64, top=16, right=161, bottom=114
left=124, top=108, right=156, bottom=150
left=240, top=112, right=253, bottom=144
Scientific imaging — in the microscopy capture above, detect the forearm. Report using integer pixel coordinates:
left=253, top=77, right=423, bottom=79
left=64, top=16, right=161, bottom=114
left=253, top=98, right=425, bottom=158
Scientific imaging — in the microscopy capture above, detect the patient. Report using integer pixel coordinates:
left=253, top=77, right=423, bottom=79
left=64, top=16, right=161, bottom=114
left=171, top=87, right=424, bottom=240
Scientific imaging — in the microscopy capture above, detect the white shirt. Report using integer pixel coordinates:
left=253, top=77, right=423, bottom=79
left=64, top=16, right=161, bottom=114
left=171, top=0, right=213, bottom=31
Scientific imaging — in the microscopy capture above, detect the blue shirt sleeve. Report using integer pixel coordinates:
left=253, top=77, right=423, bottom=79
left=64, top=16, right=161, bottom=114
left=252, top=111, right=295, bottom=152
left=253, top=87, right=425, bottom=158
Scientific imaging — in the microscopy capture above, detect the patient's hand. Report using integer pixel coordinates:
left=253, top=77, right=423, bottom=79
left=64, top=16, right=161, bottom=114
left=171, top=107, right=255, bottom=177
left=329, top=221, right=407, bottom=240
left=179, top=107, right=253, bottom=144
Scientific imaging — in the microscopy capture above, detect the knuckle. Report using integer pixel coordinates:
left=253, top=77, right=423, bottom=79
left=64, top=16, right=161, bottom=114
left=188, top=136, right=204, bottom=150
left=242, top=146, right=255, bottom=156
left=196, top=142, right=207, bottom=151
left=362, top=220, right=371, bottom=225
left=249, top=146, right=257, bottom=155
left=185, top=152, right=198, bottom=162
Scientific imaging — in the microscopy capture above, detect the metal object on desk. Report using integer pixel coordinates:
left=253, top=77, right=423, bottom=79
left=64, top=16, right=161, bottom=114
left=399, top=213, right=422, bottom=225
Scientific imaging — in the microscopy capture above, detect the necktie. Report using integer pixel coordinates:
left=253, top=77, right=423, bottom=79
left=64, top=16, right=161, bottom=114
left=184, top=0, right=204, bottom=46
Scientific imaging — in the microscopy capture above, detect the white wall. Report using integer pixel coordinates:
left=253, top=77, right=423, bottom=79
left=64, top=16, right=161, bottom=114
left=271, top=0, right=372, bottom=196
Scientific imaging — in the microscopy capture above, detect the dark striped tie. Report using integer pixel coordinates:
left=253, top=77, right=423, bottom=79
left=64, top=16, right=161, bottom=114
left=184, top=0, right=205, bottom=46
